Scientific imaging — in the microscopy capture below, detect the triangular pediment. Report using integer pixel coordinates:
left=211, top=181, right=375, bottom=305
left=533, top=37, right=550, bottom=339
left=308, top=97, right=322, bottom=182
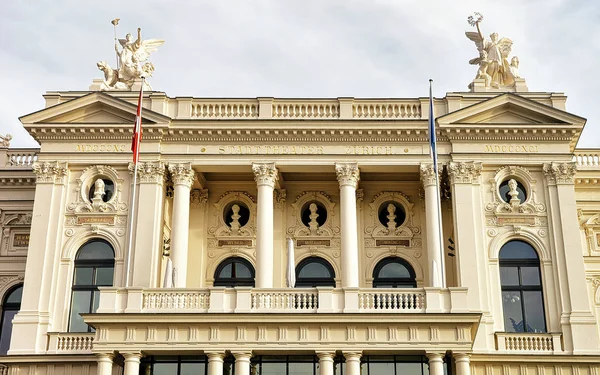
left=20, top=92, right=171, bottom=125
left=438, top=93, right=585, bottom=126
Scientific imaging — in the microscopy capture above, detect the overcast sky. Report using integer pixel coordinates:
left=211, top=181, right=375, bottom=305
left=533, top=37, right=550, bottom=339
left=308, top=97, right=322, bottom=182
left=1, top=0, right=598, bottom=148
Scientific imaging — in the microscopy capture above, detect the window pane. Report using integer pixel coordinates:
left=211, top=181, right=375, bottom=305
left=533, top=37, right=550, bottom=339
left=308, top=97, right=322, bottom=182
left=235, top=262, right=252, bottom=278
left=502, top=291, right=524, bottom=332
left=74, top=268, right=94, bottom=285
left=77, top=241, right=114, bottom=260
left=5, top=286, right=23, bottom=304
left=153, top=363, right=178, bottom=375
left=379, top=262, right=410, bottom=278
left=181, top=363, right=205, bottom=375
left=520, top=267, right=541, bottom=286
left=298, top=262, right=330, bottom=278
left=219, top=264, right=232, bottom=278
left=499, top=241, right=538, bottom=259
left=500, top=266, right=519, bottom=286
left=397, top=362, right=423, bottom=375
left=95, top=267, right=114, bottom=286
left=334, top=362, right=346, bottom=375
left=368, top=362, right=395, bottom=375
left=0, top=309, right=18, bottom=355
left=92, top=290, right=101, bottom=313
left=289, top=362, right=314, bottom=375
left=523, top=291, right=546, bottom=333
left=69, top=291, right=92, bottom=332
left=261, top=362, right=286, bottom=375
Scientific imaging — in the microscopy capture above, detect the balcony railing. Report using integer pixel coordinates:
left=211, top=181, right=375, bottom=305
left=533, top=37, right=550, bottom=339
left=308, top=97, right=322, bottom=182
left=47, top=332, right=94, bottom=354
left=97, top=287, right=469, bottom=314
left=495, top=332, right=563, bottom=354
left=573, top=150, right=600, bottom=169
left=2, top=148, right=39, bottom=167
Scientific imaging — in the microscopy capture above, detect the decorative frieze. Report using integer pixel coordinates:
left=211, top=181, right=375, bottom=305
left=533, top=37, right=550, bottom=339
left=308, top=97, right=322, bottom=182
left=252, top=163, right=278, bottom=187
left=168, top=163, right=196, bottom=187
left=32, top=161, right=67, bottom=184
left=335, top=163, right=360, bottom=188
left=447, top=162, right=482, bottom=184
left=191, top=188, right=209, bottom=207
left=275, top=189, right=287, bottom=208
left=543, top=162, right=577, bottom=185
left=129, top=161, right=166, bottom=184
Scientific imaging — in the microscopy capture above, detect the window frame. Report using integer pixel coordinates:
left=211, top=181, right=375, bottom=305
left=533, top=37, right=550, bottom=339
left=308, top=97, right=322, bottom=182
left=213, top=257, right=256, bottom=288
left=372, top=257, right=417, bottom=288
left=0, top=283, right=23, bottom=355
left=295, top=256, right=336, bottom=288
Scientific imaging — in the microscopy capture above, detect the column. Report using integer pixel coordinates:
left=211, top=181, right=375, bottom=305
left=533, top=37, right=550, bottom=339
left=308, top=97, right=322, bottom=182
left=426, top=353, right=444, bottom=375
left=343, top=352, right=361, bottom=375
left=543, top=162, right=600, bottom=353
left=130, top=161, right=166, bottom=287
left=97, top=353, right=115, bottom=375
left=169, top=163, right=196, bottom=288
left=233, top=351, right=252, bottom=375
left=420, top=163, right=445, bottom=287
left=453, top=353, right=471, bottom=375
left=317, top=352, right=334, bottom=375
left=335, top=163, right=360, bottom=288
left=9, top=161, right=68, bottom=354
left=252, top=163, right=278, bottom=288
left=123, top=352, right=142, bottom=375
left=207, top=352, right=225, bottom=375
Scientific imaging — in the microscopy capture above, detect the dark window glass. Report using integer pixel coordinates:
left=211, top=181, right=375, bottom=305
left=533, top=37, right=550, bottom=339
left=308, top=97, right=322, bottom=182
left=360, top=355, right=447, bottom=375
left=499, top=240, right=546, bottom=333
left=0, top=284, right=23, bottom=355
left=252, top=356, right=317, bottom=375
left=69, top=239, right=114, bottom=332
left=373, top=257, right=416, bottom=288
left=141, top=356, right=209, bottom=375
left=378, top=201, right=406, bottom=228
left=214, top=257, right=255, bottom=287
left=295, top=257, right=335, bottom=287
left=498, top=179, right=527, bottom=203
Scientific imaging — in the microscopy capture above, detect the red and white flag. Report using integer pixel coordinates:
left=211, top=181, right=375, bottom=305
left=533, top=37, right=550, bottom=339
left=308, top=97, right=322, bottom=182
left=131, top=84, right=144, bottom=164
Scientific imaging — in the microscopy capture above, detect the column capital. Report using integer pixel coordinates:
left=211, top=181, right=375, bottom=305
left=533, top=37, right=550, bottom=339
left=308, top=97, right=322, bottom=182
left=453, top=353, right=471, bottom=362
left=206, top=351, right=226, bottom=360
left=419, top=163, right=439, bottom=187
left=129, top=161, right=166, bottom=184
left=122, top=351, right=143, bottom=361
left=32, top=161, right=68, bottom=184
left=96, top=352, right=115, bottom=362
left=169, top=163, right=196, bottom=187
left=316, top=351, right=335, bottom=360
left=447, top=161, right=482, bottom=185
left=543, top=162, right=577, bottom=185
left=425, top=352, right=444, bottom=362
left=335, top=163, right=360, bottom=188
left=342, top=351, right=362, bottom=359
left=252, top=163, right=278, bottom=187
left=231, top=351, right=252, bottom=360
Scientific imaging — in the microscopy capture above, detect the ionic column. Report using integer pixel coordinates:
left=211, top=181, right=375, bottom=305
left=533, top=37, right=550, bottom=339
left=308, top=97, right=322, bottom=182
left=453, top=353, right=471, bottom=375
left=343, top=351, right=361, bottom=375
left=252, top=163, right=278, bottom=288
left=335, top=163, right=360, bottom=288
left=420, top=163, right=445, bottom=287
left=207, top=352, right=225, bottom=375
left=96, top=353, right=115, bottom=375
left=168, top=163, right=196, bottom=288
left=123, top=352, right=142, bottom=375
left=317, top=352, right=335, bottom=375
left=426, top=353, right=444, bottom=375
left=232, top=351, right=252, bottom=375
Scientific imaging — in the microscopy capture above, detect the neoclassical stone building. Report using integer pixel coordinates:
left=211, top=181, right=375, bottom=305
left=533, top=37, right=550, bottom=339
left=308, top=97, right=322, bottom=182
left=0, top=80, right=599, bottom=375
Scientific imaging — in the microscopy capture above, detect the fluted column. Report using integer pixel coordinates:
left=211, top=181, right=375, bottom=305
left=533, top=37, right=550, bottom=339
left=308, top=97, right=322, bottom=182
left=420, top=163, right=445, bottom=287
left=426, top=353, right=444, bottom=375
left=207, top=352, right=225, bottom=375
left=168, top=163, right=196, bottom=287
left=453, top=353, right=471, bottom=375
left=233, top=351, right=252, bottom=375
left=317, top=352, right=335, bottom=375
left=343, top=351, right=361, bottom=375
left=123, top=352, right=142, bottom=375
left=252, top=163, right=278, bottom=288
left=335, top=163, right=360, bottom=288
left=96, top=353, right=115, bottom=375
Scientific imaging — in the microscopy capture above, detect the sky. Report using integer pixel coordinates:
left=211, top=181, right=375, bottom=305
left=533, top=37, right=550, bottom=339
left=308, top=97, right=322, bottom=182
left=1, top=0, right=599, bottom=148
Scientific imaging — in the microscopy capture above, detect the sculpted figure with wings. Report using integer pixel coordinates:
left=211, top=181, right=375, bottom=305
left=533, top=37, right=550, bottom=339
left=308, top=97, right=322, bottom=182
left=465, top=13, right=518, bottom=89
left=96, top=24, right=164, bottom=91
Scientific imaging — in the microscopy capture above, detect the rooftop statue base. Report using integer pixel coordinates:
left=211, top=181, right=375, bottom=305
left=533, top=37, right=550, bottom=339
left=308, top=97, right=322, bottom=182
left=469, top=77, right=528, bottom=93
left=90, top=77, right=152, bottom=92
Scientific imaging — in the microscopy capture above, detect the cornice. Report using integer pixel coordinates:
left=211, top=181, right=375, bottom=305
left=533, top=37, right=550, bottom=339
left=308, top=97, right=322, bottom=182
left=25, top=126, right=165, bottom=141
left=442, top=126, right=579, bottom=143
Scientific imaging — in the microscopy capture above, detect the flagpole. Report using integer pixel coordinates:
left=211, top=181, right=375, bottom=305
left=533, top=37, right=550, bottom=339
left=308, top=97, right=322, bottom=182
left=429, top=79, right=447, bottom=288
left=125, top=77, right=145, bottom=288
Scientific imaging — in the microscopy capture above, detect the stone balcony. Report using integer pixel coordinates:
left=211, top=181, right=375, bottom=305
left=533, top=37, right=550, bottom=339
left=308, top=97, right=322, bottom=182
left=97, top=286, right=470, bottom=314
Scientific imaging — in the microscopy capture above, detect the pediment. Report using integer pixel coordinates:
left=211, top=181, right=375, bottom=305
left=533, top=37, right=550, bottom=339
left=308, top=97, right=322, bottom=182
left=20, top=92, right=171, bottom=125
left=438, top=93, right=585, bottom=126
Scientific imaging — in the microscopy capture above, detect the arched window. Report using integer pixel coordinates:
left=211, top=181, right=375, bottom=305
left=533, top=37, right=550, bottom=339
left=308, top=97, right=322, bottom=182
left=0, top=284, right=22, bottom=355
left=295, top=257, right=336, bottom=287
left=214, top=257, right=255, bottom=287
left=499, top=240, right=546, bottom=333
left=373, top=257, right=416, bottom=288
left=69, top=239, right=115, bottom=332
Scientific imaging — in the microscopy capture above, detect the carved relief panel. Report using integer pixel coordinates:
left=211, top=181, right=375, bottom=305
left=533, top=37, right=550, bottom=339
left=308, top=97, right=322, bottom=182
left=0, top=211, right=32, bottom=256
left=581, top=213, right=600, bottom=255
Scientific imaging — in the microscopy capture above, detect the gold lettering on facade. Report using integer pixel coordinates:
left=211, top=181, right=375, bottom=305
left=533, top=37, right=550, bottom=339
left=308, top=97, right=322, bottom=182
left=12, top=234, right=30, bottom=247
left=375, top=239, right=410, bottom=247
left=76, top=144, right=127, bottom=152
left=218, top=239, right=253, bottom=247
left=216, top=145, right=398, bottom=155
left=484, top=144, right=538, bottom=153
left=76, top=216, right=115, bottom=225
left=296, top=239, right=331, bottom=247
left=496, top=217, right=536, bottom=225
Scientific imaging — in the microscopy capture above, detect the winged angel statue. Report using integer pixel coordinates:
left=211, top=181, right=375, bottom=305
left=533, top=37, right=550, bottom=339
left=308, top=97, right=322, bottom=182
left=465, top=13, right=520, bottom=90
left=97, top=27, right=164, bottom=90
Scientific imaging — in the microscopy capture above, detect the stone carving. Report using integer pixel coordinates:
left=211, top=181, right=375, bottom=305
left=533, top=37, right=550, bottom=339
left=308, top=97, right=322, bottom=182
left=32, top=161, right=68, bottom=184
left=335, top=163, right=360, bottom=188
left=229, top=204, right=242, bottom=233
left=93, top=179, right=106, bottom=201
left=190, top=189, right=209, bottom=207
left=275, top=189, right=287, bottom=208
left=129, top=161, right=166, bottom=184
left=485, top=166, right=545, bottom=217
left=288, top=191, right=339, bottom=239
left=507, top=179, right=519, bottom=202
left=169, top=164, right=196, bottom=187
left=466, top=13, right=521, bottom=90
left=543, top=162, right=577, bottom=185
left=447, top=162, right=482, bottom=184
left=386, top=204, right=397, bottom=231
left=0, top=133, right=12, bottom=148
left=252, top=163, right=278, bottom=187
left=68, top=165, right=126, bottom=214
left=308, top=203, right=320, bottom=234
left=208, top=191, right=256, bottom=238
left=96, top=24, right=164, bottom=91
left=365, top=192, right=419, bottom=241
left=419, top=164, right=440, bottom=187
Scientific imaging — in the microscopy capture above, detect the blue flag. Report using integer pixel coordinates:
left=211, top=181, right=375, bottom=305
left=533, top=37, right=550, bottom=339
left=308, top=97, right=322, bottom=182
left=428, top=80, right=438, bottom=175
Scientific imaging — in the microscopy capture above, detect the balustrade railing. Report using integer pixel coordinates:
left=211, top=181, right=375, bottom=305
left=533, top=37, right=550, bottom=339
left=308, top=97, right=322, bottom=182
left=353, top=100, right=422, bottom=119
left=142, top=289, right=210, bottom=312
left=573, top=150, right=600, bottom=168
left=191, top=101, right=258, bottom=119
left=251, top=289, right=319, bottom=311
left=358, top=289, right=426, bottom=312
left=272, top=101, right=339, bottom=119
left=5, top=148, right=38, bottom=167
left=47, top=332, right=94, bottom=354
left=496, top=332, right=562, bottom=353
